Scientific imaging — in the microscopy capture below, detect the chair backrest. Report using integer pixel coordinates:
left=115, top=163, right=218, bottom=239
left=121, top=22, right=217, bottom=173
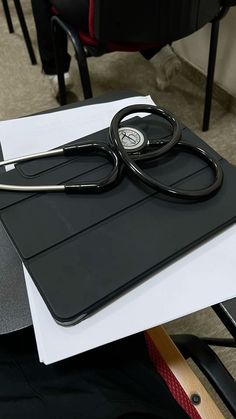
left=91, top=0, right=222, bottom=45
left=53, top=0, right=223, bottom=52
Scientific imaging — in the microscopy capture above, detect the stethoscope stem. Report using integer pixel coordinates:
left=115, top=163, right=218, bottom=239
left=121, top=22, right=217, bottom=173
left=0, top=148, right=65, bottom=192
left=0, top=143, right=120, bottom=193
left=0, top=148, right=64, bottom=168
left=0, top=184, right=65, bottom=192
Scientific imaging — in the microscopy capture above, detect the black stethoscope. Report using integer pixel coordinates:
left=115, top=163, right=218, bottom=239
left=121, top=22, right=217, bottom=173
left=0, top=104, right=223, bottom=199
left=109, top=104, right=223, bottom=199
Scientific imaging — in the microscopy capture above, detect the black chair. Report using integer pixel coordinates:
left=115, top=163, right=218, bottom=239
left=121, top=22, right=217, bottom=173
left=172, top=333, right=236, bottom=417
left=173, top=299, right=236, bottom=417
left=51, top=0, right=236, bottom=131
left=2, top=0, right=37, bottom=65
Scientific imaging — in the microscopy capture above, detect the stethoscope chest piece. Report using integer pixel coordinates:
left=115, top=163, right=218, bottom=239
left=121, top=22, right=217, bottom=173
left=118, top=126, right=148, bottom=152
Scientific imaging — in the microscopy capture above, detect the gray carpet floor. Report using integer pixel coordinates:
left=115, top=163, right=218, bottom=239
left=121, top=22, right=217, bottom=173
left=0, top=1, right=235, bottom=417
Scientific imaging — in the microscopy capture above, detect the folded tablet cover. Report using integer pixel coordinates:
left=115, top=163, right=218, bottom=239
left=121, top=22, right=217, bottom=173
left=0, top=115, right=236, bottom=325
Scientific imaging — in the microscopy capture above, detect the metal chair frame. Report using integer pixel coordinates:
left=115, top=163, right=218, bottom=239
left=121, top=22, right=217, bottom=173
left=51, top=4, right=234, bottom=131
left=2, top=0, right=37, bottom=65
left=172, top=333, right=236, bottom=417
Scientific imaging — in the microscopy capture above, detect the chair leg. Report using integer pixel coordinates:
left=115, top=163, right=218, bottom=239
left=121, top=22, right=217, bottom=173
left=51, top=16, right=93, bottom=105
left=13, top=0, right=37, bottom=65
left=51, top=18, right=67, bottom=106
left=172, top=334, right=236, bottom=417
left=2, top=0, right=14, bottom=33
left=202, top=19, right=220, bottom=132
left=73, top=37, right=93, bottom=100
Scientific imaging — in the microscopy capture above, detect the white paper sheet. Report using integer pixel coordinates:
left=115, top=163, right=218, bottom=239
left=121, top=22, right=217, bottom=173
left=0, top=95, right=155, bottom=165
left=24, top=224, right=236, bottom=364
left=1, top=95, right=236, bottom=364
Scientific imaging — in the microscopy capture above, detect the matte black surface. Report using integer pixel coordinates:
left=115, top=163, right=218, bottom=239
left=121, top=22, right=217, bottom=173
left=0, top=143, right=32, bottom=334
left=0, top=91, right=145, bottom=334
left=0, top=116, right=236, bottom=325
left=93, top=0, right=221, bottom=44
left=0, top=328, right=189, bottom=419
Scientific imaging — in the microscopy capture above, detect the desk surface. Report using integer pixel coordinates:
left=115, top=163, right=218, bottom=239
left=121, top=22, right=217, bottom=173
left=0, top=91, right=236, bottom=345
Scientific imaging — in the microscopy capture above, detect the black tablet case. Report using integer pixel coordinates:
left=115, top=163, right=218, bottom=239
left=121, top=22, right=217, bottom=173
left=0, top=115, right=236, bottom=325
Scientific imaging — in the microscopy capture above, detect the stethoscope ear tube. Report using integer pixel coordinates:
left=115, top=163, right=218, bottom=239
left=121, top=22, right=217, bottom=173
left=64, top=142, right=120, bottom=193
left=109, top=104, right=223, bottom=199
left=0, top=142, right=120, bottom=193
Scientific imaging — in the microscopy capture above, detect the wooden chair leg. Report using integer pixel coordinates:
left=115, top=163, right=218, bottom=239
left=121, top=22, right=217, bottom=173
left=146, top=326, right=224, bottom=418
left=173, top=333, right=236, bottom=416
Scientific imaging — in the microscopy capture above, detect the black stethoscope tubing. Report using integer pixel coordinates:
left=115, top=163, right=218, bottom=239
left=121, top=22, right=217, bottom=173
left=110, top=104, right=182, bottom=161
left=0, top=142, right=120, bottom=193
left=0, top=104, right=224, bottom=199
left=109, top=104, right=223, bottom=199
left=116, top=139, right=223, bottom=199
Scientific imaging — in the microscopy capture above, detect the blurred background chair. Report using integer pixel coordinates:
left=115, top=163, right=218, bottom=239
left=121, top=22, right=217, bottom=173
left=51, top=0, right=236, bottom=131
left=147, top=326, right=236, bottom=418
left=2, top=0, right=36, bottom=64
left=172, top=331, right=236, bottom=417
